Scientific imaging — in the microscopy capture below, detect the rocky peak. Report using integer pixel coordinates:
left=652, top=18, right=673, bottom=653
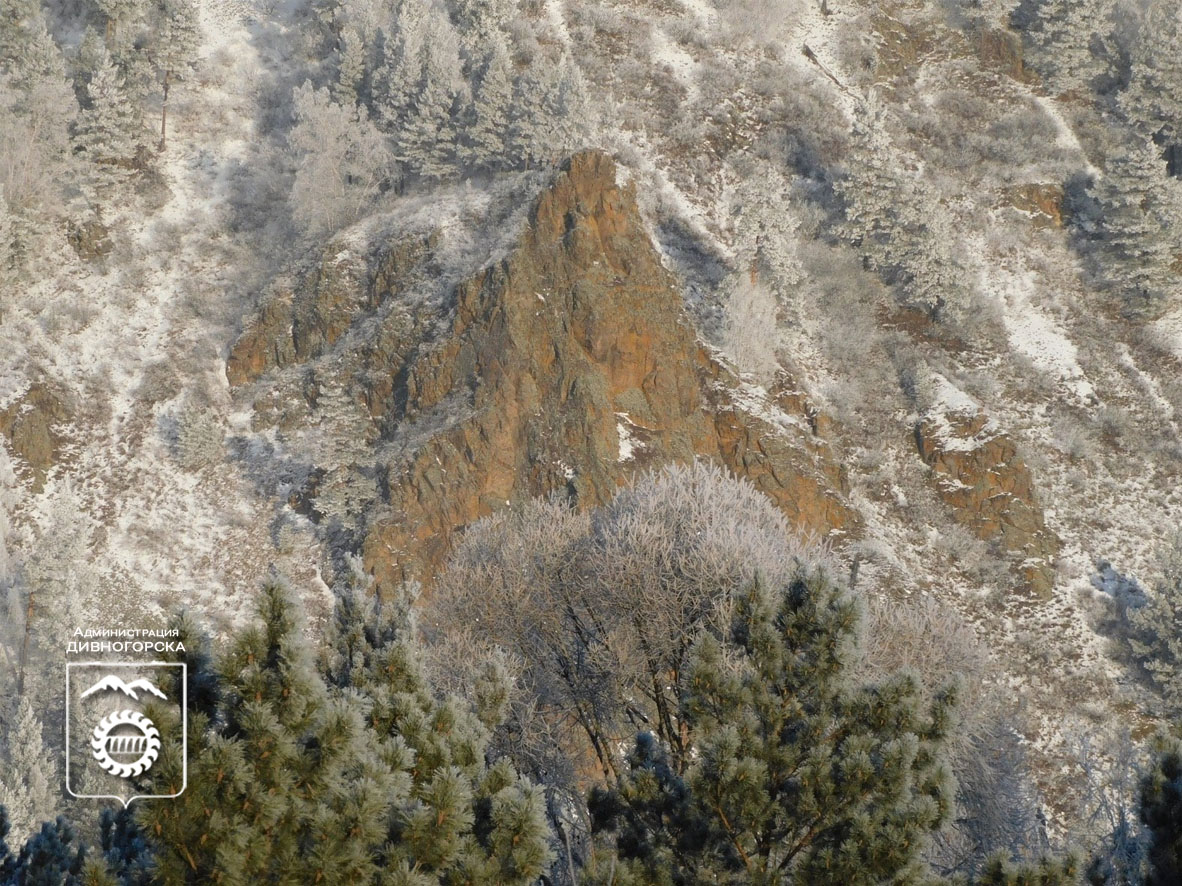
left=229, top=151, right=857, bottom=589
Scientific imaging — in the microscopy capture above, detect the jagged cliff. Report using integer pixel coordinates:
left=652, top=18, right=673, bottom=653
left=227, top=150, right=1065, bottom=600
left=229, top=151, right=857, bottom=588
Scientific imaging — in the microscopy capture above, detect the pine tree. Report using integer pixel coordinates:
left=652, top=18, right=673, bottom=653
left=305, top=373, right=376, bottom=527
left=961, top=854, right=1081, bottom=885
left=0, top=0, right=69, bottom=88
left=331, top=23, right=367, bottom=106
left=6, top=817, right=93, bottom=884
left=137, top=579, right=384, bottom=884
left=72, top=48, right=142, bottom=195
left=394, top=8, right=465, bottom=181
left=1141, top=739, right=1182, bottom=886
left=450, top=0, right=515, bottom=59
left=96, top=807, right=153, bottom=886
left=372, top=3, right=427, bottom=133
left=1090, top=140, right=1182, bottom=314
left=138, top=579, right=554, bottom=885
left=11, top=480, right=95, bottom=703
left=588, top=574, right=956, bottom=886
left=462, top=38, right=513, bottom=172
left=1026, top=0, right=1116, bottom=97
left=547, top=54, right=592, bottom=157
left=150, top=0, right=200, bottom=151
left=0, top=697, right=56, bottom=848
left=172, top=400, right=225, bottom=472
left=323, top=582, right=553, bottom=884
left=93, top=0, right=147, bottom=50
left=837, top=96, right=972, bottom=323
left=0, top=0, right=76, bottom=217
left=507, top=64, right=553, bottom=170
left=1119, top=3, right=1182, bottom=149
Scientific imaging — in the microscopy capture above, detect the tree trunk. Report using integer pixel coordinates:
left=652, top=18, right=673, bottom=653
left=17, top=588, right=33, bottom=697
left=159, top=69, right=171, bottom=152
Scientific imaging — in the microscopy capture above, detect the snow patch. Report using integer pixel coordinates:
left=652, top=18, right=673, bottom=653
left=616, top=413, right=640, bottom=462
left=977, top=254, right=1095, bottom=402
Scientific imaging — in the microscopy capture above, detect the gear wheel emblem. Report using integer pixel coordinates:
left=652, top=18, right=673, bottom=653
left=90, top=710, right=161, bottom=778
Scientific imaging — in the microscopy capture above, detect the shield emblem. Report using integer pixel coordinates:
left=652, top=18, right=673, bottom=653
left=65, top=661, right=187, bottom=807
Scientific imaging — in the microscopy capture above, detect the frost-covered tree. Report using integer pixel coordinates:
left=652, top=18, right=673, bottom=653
left=837, top=96, right=972, bottom=324
left=72, top=49, right=141, bottom=195
left=587, top=575, right=956, bottom=886
left=305, top=374, right=376, bottom=526
left=93, top=0, right=148, bottom=48
left=371, top=2, right=428, bottom=127
left=462, top=38, right=513, bottom=172
left=546, top=54, right=593, bottom=158
left=1026, top=0, right=1117, bottom=97
left=1120, top=3, right=1182, bottom=146
left=864, top=595, right=1044, bottom=874
left=1091, top=140, right=1182, bottom=313
left=0, top=190, right=13, bottom=302
left=720, top=274, right=781, bottom=383
left=289, top=81, right=393, bottom=237
left=0, top=697, right=56, bottom=848
left=728, top=164, right=804, bottom=305
left=173, top=399, right=224, bottom=472
left=1128, top=534, right=1182, bottom=714
left=13, top=480, right=96, bottom=701
left=450, top=0, right=515, bottom=57
left=0, top=445, right=14, bottom=593
left=0, top=450, right=23, bottom=705
left=150, top=0, right=201, bottom=150
left=507, top=54, right=591, bottom=171
left=393, top=8, right=465, bottom=181
left=506, top=64, right=552, bottom=170
left=331, top=23, right=367, bottom=106
left=432, top=462, right=822, bottom=782
left=0, top=0, right=69, bottom=89
left=0, top=1, right=75, bottom=220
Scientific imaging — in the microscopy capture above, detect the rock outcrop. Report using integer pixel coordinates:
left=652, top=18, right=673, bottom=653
left=0, top=383, right=72, bottom=491
left=230, top=151, right=856, bottom=589
left=999, top=183, right=1065, bottom=229
left=916, top=406, right=1059, bottom=597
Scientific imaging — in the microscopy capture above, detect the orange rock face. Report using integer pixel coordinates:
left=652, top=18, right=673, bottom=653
left=999, top=183, right=1066, bottom=230
left=229, top=151, right=857, bottom=590
left=916, top=409, right=1059, bottom=597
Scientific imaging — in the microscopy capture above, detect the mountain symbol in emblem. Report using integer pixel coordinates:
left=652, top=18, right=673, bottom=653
left=80, top=675, right=168, bottom=701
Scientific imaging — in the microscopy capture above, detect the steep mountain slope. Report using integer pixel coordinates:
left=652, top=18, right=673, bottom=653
left=229, top=150, right=854, bottom=588
left=3, top=0, right=1182, bottom=847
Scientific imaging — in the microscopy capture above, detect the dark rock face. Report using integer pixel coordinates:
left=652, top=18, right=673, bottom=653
left=230, top=151, right=857, bottom=589
left=975, top=28, right=1029, bottom=82
left=916, top=408, right=1059, bottom=598
left=0, top=383, right=72, bottom=491
left=67, top=218, right=113, bottom=262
